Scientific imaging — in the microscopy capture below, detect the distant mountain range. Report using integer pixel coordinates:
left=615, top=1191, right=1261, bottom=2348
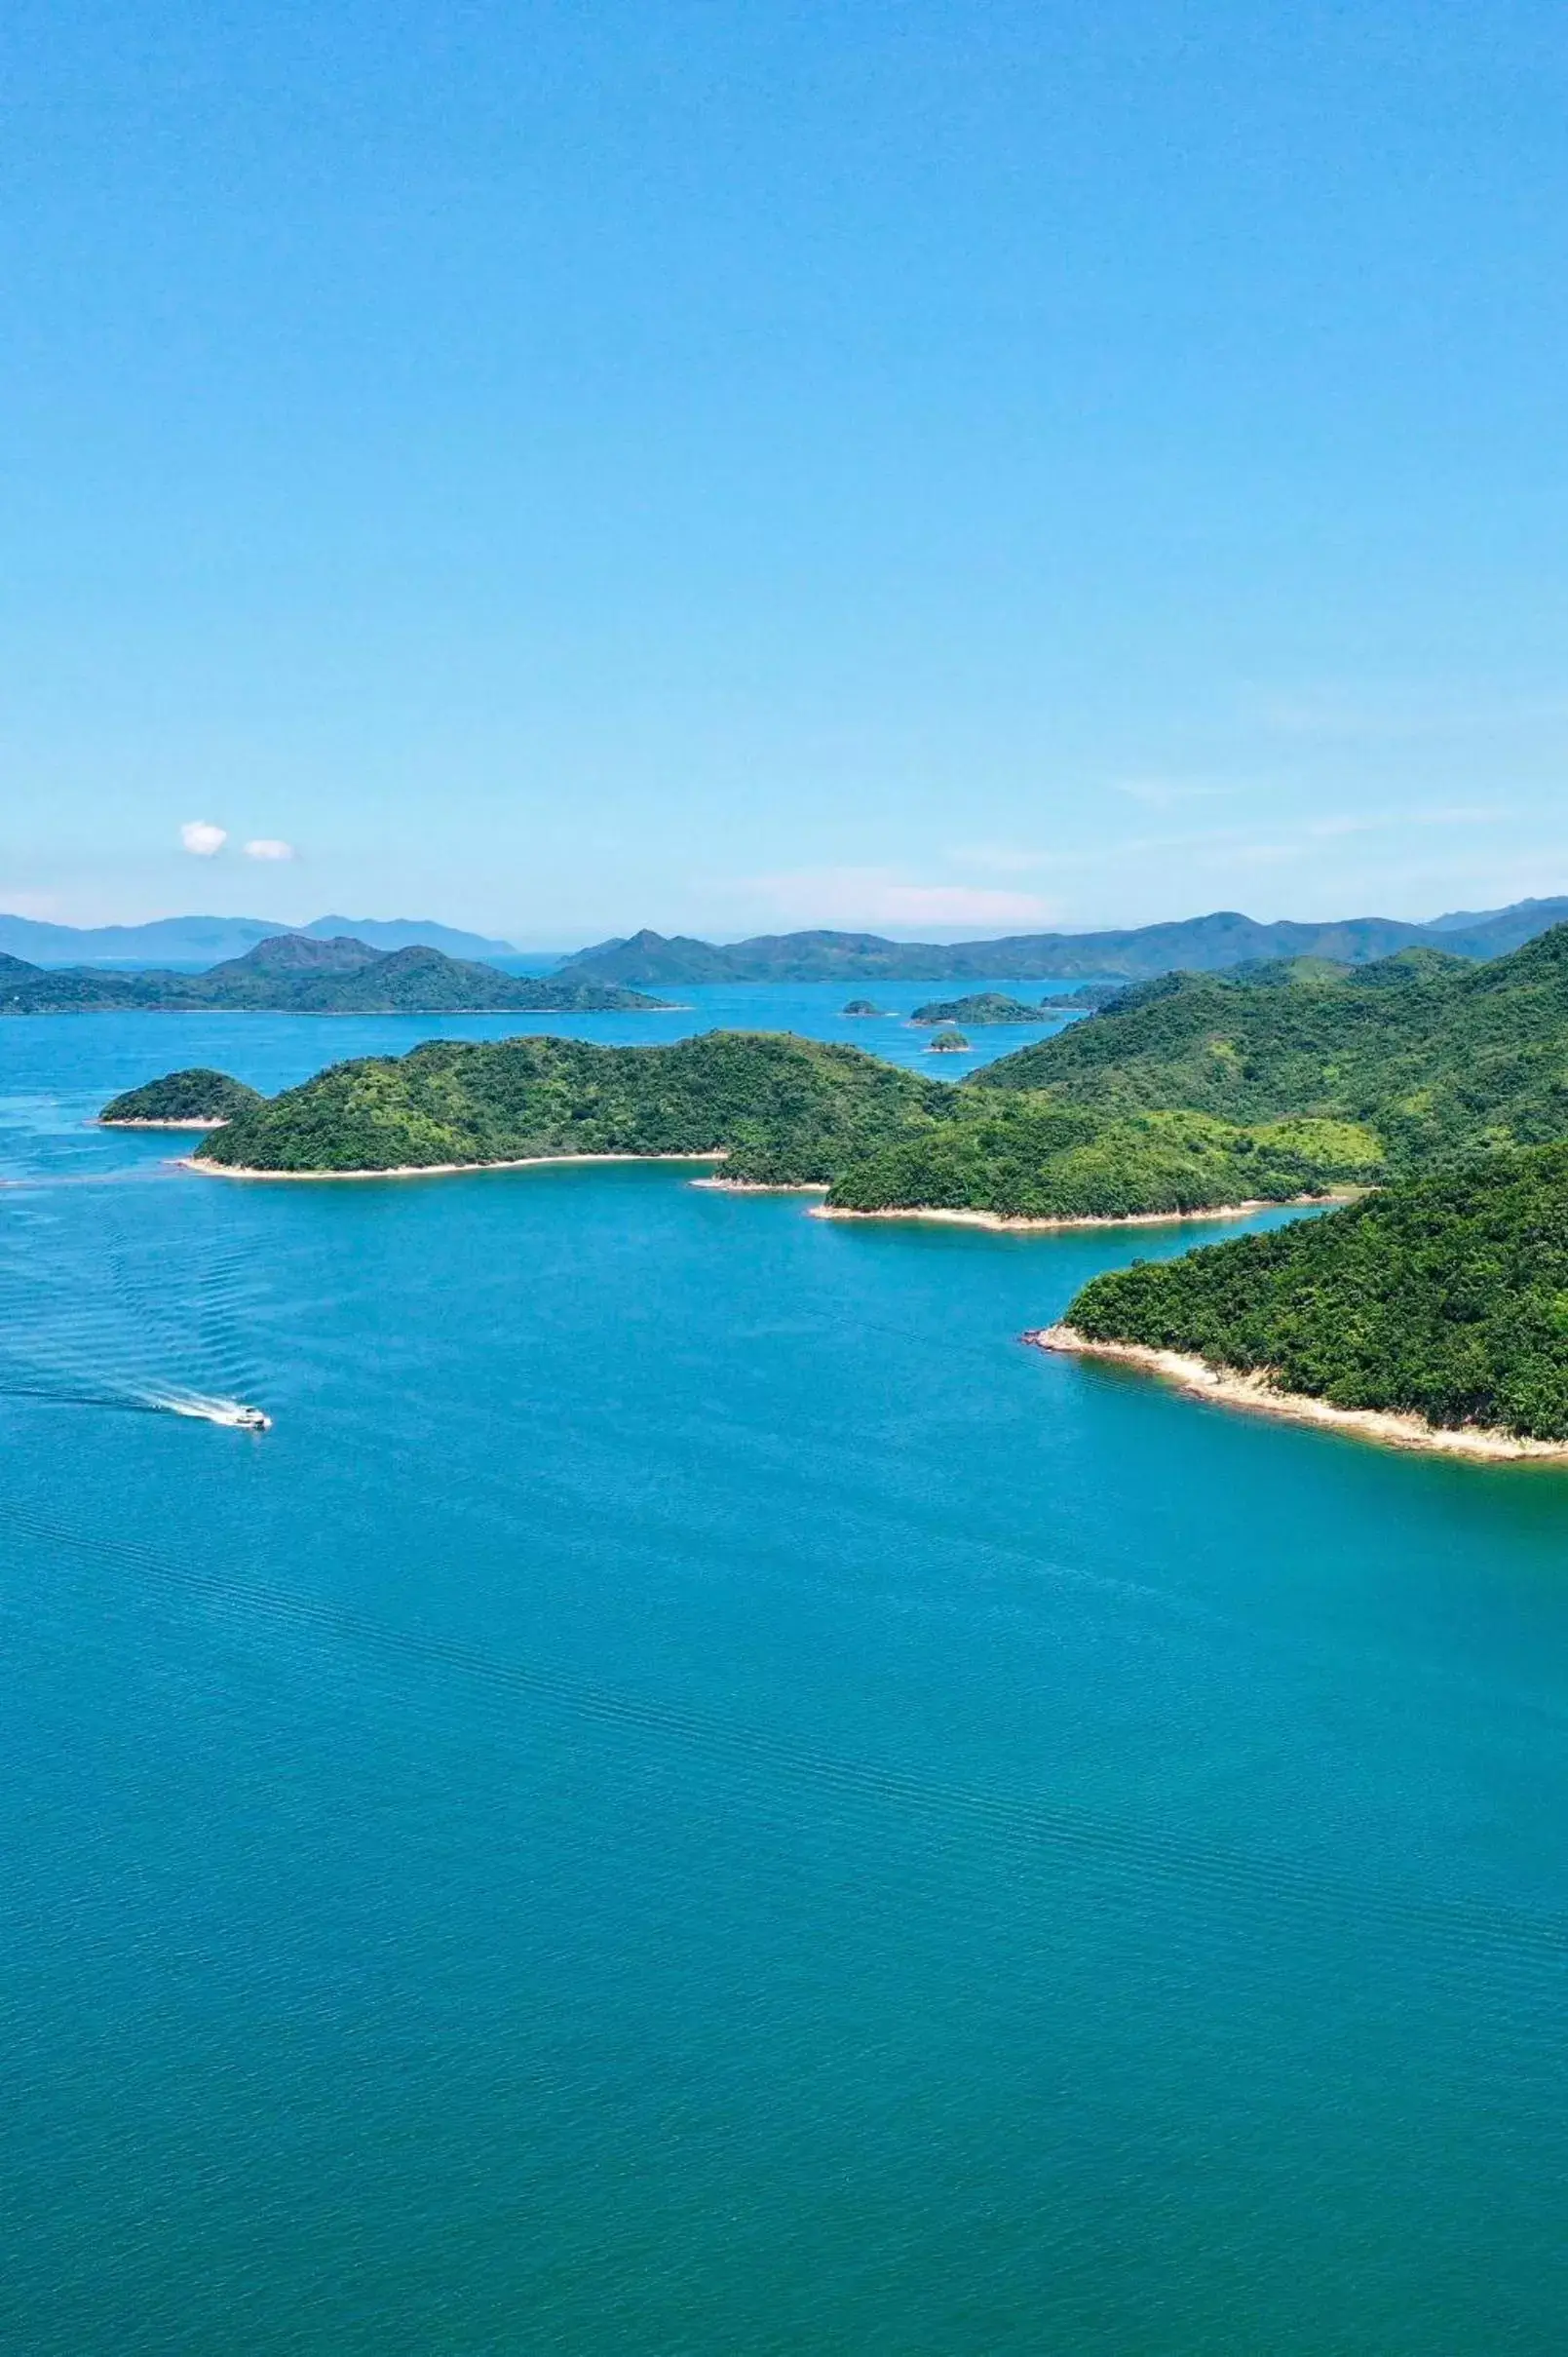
left=558, top=900, right=1568, bottom=985
left=0, top=911, right=518, bottom=966
left=14, top=894, right=1568, bottom=987
left=0, top=933, right=664, bottom=1016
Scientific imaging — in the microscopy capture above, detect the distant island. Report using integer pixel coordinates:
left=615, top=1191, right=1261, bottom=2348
left=552, top=898, right=1568, bottom=986
left=841, top=999, right=887, bottom=1017
left=0, top=909, right=519, bottom=965
left=911, top=993, right=1049, bottom=1024
left=100, top=1068, right=265, bottom=1126
left=925, top=1028, right=971, bottom=1053
left=1, top=933, right=669, bottom=1017
left=1041, top=1142, right=1568, bottom=1454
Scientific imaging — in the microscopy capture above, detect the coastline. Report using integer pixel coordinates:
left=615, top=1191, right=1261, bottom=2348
left=183, top=1149, right=728, bottom=1182
left=1029, top=1324, right=1568, bottom=1462
left=689, top=1177, right=829, bottom=1195
left=811, top=1192, right=1350, bottom=1234
left=98, top=1117, right=228, bottom=1131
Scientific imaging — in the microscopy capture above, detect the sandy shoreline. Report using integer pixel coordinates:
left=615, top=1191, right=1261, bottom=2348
left=1029, top=1324, right=1568, bottom=1462
left=98, top=1117, right=228, bottom=1131
left=689, top=1177, right=829, bottom=1195
left=811, top=1192, right=1349, bottom=1235
left=185, top=1150, right=728, bottom=1182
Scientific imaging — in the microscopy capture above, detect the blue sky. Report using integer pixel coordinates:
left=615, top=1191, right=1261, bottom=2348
left=4, top=1, right=1567, bottom=943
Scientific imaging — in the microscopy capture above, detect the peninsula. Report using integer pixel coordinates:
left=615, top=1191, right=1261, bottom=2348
left=1045, top=1142, right=1568, bottom=1452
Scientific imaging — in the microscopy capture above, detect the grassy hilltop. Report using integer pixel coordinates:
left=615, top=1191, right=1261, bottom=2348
left=973, top=929, right=1568, bottom=1173
left=1063, top=1143, right=1568, bottom=1442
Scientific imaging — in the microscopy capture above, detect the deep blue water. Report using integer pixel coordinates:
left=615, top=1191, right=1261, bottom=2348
left=2, top=1003, right=1566, bottom=2354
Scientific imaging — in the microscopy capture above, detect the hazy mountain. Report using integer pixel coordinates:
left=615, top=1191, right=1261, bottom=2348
left=0, top=936, right=664, bottom=1016
left=0, top=911, right=517, bottom=966
left=557, top=902, right=1568, bottom=985
left=1421, top=897, right=1568, bottom=955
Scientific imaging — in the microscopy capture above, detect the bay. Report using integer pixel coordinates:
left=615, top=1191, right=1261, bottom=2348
left=2, top=996, right=1565, bottom=2354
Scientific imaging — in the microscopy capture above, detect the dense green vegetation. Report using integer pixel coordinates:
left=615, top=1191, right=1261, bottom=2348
left=926, top=1029, right=971, bottom=1053
left=145, top=930, right=1568, bottom=1218
left=1038, top=984, right=1125, bottom=1011
left=1064, top=1143, right=1568, bottom=1440
left=910, top=993, right=1046, bottom=1024
left=100, top=1069, right=265, bottom=1124
left=197, top=1033, right=949, bottom=1179
left=825, top=1102, right=1367, bottom=1221
left=0, top=934, right=668, bottom=1015
left=181, top=1028, right=1368, bottom=1217
left=974, top=928, right=1568, bottom=1176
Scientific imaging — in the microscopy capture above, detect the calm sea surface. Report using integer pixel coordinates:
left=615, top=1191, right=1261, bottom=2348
left=2, top=990, right=1565, bottom=2354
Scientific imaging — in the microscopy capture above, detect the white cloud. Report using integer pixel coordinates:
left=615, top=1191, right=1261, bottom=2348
left=740, top=867, right=1061, bottom=931
left=179, top=821, right=227, bottom=857
left=244, top=838, right=296, bottom=862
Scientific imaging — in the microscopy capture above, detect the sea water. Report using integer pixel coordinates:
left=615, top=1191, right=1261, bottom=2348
left=2, top=1002, right=1565, bottom=2354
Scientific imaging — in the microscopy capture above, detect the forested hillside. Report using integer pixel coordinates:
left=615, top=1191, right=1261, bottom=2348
left=176, top=1029, right=1366, bottom=1213
left=1062, top=1143, right=1568, bottom=1441
left=974, top=929, right=1568, bottom=1172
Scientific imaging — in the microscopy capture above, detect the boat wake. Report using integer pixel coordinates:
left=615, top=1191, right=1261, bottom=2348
left=0, top=1178, right=274, bottom=1432
left=151, top=1390, right=272, bottom=1431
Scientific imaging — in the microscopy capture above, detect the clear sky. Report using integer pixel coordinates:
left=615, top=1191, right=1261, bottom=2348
left=4, top=1, right=1567, bottom=944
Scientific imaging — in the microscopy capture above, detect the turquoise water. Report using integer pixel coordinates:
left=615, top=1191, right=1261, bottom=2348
left=3, top=1006, right=1566, bottom=2354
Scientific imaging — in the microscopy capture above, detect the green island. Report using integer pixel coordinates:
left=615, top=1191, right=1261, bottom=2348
left=100, top=1068, right=265, bottom=1125
left=925, top=1028, right=971, bottom=1054
left=841, top=999, right=887, bottom=1017
left=1053, top=1142, right=1568, bottom=1447
left=910, top=993, right=1049, bottom=1024
left=148, top=1028, right=1367, bottom=1217
left=1, top=933, right=669, bottom=1016
left=193, top=1033, right=949, bottom=1182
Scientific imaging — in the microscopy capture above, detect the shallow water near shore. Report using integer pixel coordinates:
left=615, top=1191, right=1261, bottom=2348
left=3, top=1005, right=1567, bottom=2353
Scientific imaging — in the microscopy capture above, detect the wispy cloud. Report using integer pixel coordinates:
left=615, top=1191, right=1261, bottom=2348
left=739, top=867, right=1061, bottom=931
left=244, top=837, right=296, bottom=861
left=1112, top=778, right=1237, bottom=811
left=179, top=820, right=227, bottom=857
left=944, top=842, right=1055, bottom=875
